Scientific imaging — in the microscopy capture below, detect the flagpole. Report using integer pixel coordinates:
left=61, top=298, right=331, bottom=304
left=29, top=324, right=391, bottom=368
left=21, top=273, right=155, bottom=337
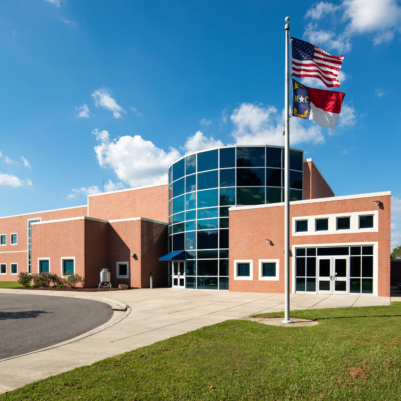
left=283, top=16, right=293, bottom=324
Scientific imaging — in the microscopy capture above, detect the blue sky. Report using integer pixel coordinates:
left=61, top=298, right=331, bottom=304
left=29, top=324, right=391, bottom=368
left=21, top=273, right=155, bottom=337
left=1, top=0, right=400, bottom=248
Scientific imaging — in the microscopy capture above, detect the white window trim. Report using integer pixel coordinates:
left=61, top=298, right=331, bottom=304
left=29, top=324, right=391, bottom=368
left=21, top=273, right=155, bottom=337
left=0, top=234, right=6, bottom=246
left=295, top=220, right=308, bottom=233
left=116, top=261, right=130, bottom=279
left=315, top=218, right=329, bottom=232
left=234, top=259, right=253, bottom=281
left=38, top=258, right=50, bottom=274
left=11, top=262, right=18, bottom=275
left=259, top=259, right=280, bottom=281
left=61, top=257, right=75, bottom=277
left=0, top=263, right=6, bottom=275
left=10, top=233, right=18, bottom=245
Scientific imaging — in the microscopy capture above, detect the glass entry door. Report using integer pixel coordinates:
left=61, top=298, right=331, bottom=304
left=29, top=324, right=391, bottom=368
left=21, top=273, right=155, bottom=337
left=317, top=256, right=349, bottom=294
left=172, top=261, right=185, bottom=288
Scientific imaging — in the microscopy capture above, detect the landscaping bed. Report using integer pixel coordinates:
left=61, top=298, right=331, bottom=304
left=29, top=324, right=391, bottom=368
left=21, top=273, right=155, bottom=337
left=13, top=286, right=132, bottom=292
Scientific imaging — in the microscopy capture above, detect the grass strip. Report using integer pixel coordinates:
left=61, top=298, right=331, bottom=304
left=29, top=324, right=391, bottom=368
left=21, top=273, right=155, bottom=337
left=2, top=303, right=401, bottom=400
left=0, top=281, right=22, bottom=288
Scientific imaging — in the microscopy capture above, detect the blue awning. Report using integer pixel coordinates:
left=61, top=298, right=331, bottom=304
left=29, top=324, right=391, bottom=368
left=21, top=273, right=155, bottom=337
left=159, top=251, right=186, bottom=261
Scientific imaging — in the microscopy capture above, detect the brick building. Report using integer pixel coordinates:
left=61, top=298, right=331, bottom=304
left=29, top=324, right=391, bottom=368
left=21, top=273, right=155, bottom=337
left=0, top=145, right=391, bottom=296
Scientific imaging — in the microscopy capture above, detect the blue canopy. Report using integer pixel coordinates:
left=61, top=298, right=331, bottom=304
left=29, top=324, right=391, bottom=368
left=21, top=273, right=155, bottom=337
left=159, top=251, right=186, bottom=261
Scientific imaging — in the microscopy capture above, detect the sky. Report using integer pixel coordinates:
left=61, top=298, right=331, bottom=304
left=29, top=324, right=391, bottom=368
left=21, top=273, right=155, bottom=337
left=0, top=0, right=400, bottom=249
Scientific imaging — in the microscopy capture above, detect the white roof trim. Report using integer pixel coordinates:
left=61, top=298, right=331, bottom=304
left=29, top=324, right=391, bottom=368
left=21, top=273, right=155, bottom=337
left=109, top=217, right=167, bottom=225
left=0, top=205, right=87, bottom=220
left=32, top=216, right=108, bottom=225
left=87, top=183, right=167, bottom=198
left=229, top=191, right=391, bottom=212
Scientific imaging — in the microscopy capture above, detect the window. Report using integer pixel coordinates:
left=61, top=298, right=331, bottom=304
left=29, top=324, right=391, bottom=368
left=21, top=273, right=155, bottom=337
left=62, top=258, right=74, bottom=276
left=0, top=264, right=6, bottom=274
left=237, top=187, right=265, bottom=205
left=220, top=147, right=235, bottom=168
left=234, top=260, right=253, bottom=280
left=185, top=154, right=196, bottom=175
left=198, top=150, right=218, bottom=172
left=337, top=217, right=350, bottom=230
left=39, top=259, right=50, bottom=274
left=359, top=215, right=374, bottom=229
left=116, top=262, right=129, bottom=279
left=198, top=170, right=218, bottom=190
left=316, top=218, right=328, bottom=231
left=220, top=169, right=235, bottom=187
left=11, top=233, right=17, bottom=245
left=296, top=220, right=308, bottom=232
left=259, top=259, right=279, bottom=281
left=186, top=174, right=196, bottom=193
left=237, top=147, right=265, bottom=167
left=0, top=235, right=6, bottom=245
left=11, top=263, right=18, bottom=275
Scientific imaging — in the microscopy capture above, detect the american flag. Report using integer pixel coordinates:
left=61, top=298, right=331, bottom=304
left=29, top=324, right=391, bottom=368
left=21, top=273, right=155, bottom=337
left=291, top=37, right=344, bottom=88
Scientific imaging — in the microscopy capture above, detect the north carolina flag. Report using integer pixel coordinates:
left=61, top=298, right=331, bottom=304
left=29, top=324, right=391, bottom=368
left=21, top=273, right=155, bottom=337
left=292, top=79, right=345, bottom=130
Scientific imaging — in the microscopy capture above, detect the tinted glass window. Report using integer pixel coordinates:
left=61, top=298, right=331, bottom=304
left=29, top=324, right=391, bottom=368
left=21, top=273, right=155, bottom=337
left=11, top=264, right=17, bottom=274
left=197, top=230, right=218, bottom=249
left=186, top=154, right=196, bottom=175
left=63, top=260, right=74, bottom=275
left=198, top=208, right=218, bottom=219
left=198, top=189, right=218, bottom=208
left=362, top=279, right=373, bottom=294
left=237, top=147, right=265, bottom=167
left=296, top=248, right=306, bottom=256
left=0, top=235, right=5, bottom=245
left=198, top=150, right=218, bottom=172
left=173, top=195, right=185, bottom=214
left=296, top=220, right=308, bottom=232
left=119, top=264, right=128, bottom=276
left=317, top=247, right=349, bottom=256
left=350, top=246, right=361, bottom=255
left=290, top=150, right=303, bottom=171
left=362, top=246, right=373, bottom=255
left=307, top=258, right=316, bottom=276
left=220, top=188, right=235, bottom=205
left=360, top=215, right=374, bottom=229
left=220, top=147, right=235, bottom=168
left=237, top=187, right=265, bottom=205
left=266, top=187, right=282, bottom=203
left=290, top=189, right=302, bottom=201
left=173, top=178, right=185, bottom=198
left=39, top=260, right=49, bottom=273
left=296, top=258, right=305, bottom=276
left=307, top=248, right=316, bottom=256
left=237, top=168, right=264, bottom=186
left=198, top=170, right=218, bottom=190
left=185, top=231, right=196, bottom=250
left=186, top=251, right=196, bottom=259
left=186, top=260, right=196, bottom=275
left=186, top=210, right=196, bottom=220
left=237, top=263, right=250, bottom=276
left=219, top=230, right=229, bottom=248
left=350, top=278, right=361, bottom=293
left=186, top=221, right=196, bottom=231
left=220, top=207, right=230, bottom=217
left=296, top=278, right=305, bottom=291
left=185, top=193, right=196, bottom=210
left=316, top=219, right=328, bottom=231
left=0, top=264, right=5, bottom=274
left=173, top=212, right=185, bottom=223
left=266, top=168, right=281, bottom=187
left=186, top=174, right=196, bottom=193
left=362, top=256, right=373, bottom=277
left=219, top=277, right=229, bottom=290
left=173, top=159, right=185, bottom=181
left=198, top=219, right=218, bottom=230
left=220, top=169, right=235, bottom=187
left=219, top=250, right=229, bottom=258
left=262, top=262, right=276, bottom=277
left=290, top=171, right=303, bottom=189
left=198, top=250, right=218, bottom=259
left=266, top=147, right=282, bottom=168
left=185, top=277, right=196, bottom=288
left=11, top=234, right=17, bottom=244
left=197, top=277, right=218, bottom=290
left=173, top=233, right=184, bottom=251
left=169, top=167, right=173, bottom=184
left=172, top=223, right=184, bottom=234
left=350, top=257, right=361, bottom=277
left=220, top=218, right=229, bottom=228
left=337, top=217, right=350, bottom=230
left=219, top=260, right=229, bottom=276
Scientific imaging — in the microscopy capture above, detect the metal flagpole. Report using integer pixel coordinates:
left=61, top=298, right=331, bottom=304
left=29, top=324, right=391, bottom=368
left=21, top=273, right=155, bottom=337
left=283, top=16, right=293, bottom=324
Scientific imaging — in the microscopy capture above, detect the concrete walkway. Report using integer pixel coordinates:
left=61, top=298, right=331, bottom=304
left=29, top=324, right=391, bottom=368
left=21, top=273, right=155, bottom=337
left=0, top=288, right=391, bottom=394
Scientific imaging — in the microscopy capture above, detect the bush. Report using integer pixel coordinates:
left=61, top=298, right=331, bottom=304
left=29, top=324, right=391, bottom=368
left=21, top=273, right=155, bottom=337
left=60, top=274, right=83, bottom=288
left=32, top=282, right=41, bottom=288
left=18, top=272, right=32, bottom=287
left=57, top=284, right=64, bottom=289
left=32, top=273, right=52, bottom=287
left=49, top=273, right=60, bottom=287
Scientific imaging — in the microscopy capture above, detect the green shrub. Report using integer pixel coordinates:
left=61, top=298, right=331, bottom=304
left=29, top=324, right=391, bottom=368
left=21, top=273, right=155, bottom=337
left=57, top=284, right=64, bottom=289
left=60, top=274, right=83, bottom=288
left=32, top=273, right=52, bottom=287
left=49, top=273, right=60, bottom=287
left=17, top=272, right=32, bottom=287
left=32, top=282, right=41, bottom=288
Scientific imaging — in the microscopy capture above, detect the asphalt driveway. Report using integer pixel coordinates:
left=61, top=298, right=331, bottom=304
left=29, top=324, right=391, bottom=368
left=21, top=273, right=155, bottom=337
left=0, top=294, right=113, bottom=360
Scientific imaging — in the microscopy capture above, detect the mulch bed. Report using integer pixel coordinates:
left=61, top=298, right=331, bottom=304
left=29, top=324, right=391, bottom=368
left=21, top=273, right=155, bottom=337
left=13, top=287, right=135, bottom=292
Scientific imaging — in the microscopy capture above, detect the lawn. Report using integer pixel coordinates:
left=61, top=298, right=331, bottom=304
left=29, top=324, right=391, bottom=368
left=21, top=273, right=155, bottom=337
left=2, top=303, right=401, bottom=400
left=0, top=281, right=22, bottom=288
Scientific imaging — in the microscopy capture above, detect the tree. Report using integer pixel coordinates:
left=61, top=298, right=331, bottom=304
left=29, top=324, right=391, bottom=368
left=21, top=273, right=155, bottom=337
left=391, top=245, right=401, bottom=260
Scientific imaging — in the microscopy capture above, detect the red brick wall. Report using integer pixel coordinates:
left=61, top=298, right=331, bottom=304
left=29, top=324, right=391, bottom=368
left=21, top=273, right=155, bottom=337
left=303, top=160, right=334, bottom=200
left=0, top=206, right=87, bottom=281
left=229, top=194, right=391, bottom=296
left=88, top=185, right=168, bottom=222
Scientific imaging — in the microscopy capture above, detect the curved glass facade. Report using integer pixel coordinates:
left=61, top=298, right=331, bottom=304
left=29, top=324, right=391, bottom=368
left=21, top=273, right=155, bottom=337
left=168, top=145, right=304, bottom=290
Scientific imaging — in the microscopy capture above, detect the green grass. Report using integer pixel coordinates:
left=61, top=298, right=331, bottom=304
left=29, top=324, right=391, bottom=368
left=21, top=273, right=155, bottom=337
left=2, top=303, right=401, bottom=400
left=0, top=281, right=22, bottom=288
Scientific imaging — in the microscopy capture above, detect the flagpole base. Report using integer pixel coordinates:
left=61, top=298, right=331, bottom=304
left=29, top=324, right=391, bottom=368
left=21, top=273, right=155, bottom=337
left=281, top=319, right=294, bottom=324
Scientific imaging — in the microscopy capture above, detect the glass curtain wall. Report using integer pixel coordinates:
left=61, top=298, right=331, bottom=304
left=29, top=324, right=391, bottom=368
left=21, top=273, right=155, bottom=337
left=168, top=146, right=304, bottom=290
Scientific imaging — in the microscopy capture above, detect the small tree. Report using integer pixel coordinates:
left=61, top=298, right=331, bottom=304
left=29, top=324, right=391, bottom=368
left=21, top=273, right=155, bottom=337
left=18, top=272, right=32, bottom=287
left=60, top=274, right=83, bottom=288
left=391, top=245, right=401, bottom=260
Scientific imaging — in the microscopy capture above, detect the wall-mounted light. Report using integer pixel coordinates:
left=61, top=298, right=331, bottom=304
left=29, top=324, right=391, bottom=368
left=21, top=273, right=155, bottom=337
left=373, top=200, right=381, bottom=206
left=131, top=253, right=137, bottom=258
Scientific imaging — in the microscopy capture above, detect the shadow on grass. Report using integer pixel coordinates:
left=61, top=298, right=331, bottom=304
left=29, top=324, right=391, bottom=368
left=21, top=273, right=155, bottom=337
left=0, top=310, right=50, bottom=321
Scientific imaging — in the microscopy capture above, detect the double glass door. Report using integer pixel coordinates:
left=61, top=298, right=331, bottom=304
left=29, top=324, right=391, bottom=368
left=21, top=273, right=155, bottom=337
left=317, top=256, right=349, bottom=294
left=172, top=261, right=185, bottom=288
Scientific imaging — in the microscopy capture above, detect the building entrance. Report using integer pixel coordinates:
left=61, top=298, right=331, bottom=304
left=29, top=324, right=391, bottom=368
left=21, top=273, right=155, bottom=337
left=172, top=261, right=185, bottom=288
left=317, top=256, right=349, bottom=294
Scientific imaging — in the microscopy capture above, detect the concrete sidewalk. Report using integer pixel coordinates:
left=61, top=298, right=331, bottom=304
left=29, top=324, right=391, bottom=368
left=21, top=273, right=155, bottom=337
left=0, top=288, right=391, bottom=394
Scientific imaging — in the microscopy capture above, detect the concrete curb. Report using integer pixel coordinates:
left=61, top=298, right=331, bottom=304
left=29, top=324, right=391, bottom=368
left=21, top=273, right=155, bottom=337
left=0, top=289, right=131, bottom=364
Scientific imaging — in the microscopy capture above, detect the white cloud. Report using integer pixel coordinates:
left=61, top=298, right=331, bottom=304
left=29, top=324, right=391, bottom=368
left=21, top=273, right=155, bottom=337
left=200, top=118, right=212, bottom=127
left=392, top=223, right=396, bottom=229
left=130, top=107, right=142, bottom=116
left=92, top=129, right=180, bottom=187
left=304, top=23, right=352, bottom=53
left=21, top=156, right=31, bottom=168
left=92, top=89, right=125, bottom=119
left=67, top=185, right=102, bottom=199
left=104, top=180, right=124, bottom=192
left=44, top=0, right=60, bottom=6
left=338, top=104, right=357, bottom=127
left=305, top=2, right=341, bottom=19
left=0, top=172, right=30, bottom=187
left=60, top=17, right=77, bottom=27
left=373, top=31, right=395, bottom=45
left=230, top=103, right=324, bottom=146
left=375, top=88, right=385, bottom=98
left=75, top=103, right=90, bottom=118
left=181, top=131, right=224, bottom=155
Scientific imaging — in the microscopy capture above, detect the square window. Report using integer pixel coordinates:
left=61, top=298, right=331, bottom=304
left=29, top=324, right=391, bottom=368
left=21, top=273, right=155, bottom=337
left=62, top=259, right=74, bottom=275
left=39, top=259, right=50, bottom=274
left=337, top=217, right=350, bottom=230
left=316, top=219, right=328, bottom=231
left=234, top=260, right=253, bottom=280
left=0, top=235, right=6, bottom=245
left=11, top=234, right=17, bottom=244
left=238, top=263, right=250, bottom=276
left=0, top=264, right=6, bottom=274
left=117, top=262, right=129, bottom=279
left=296, top=220, right=308, bottom=232
left=259, top=259, right=279, bottom=281
left=11, top=263, right=18, bottom=274
left=359, top=215, right=374, bottom=229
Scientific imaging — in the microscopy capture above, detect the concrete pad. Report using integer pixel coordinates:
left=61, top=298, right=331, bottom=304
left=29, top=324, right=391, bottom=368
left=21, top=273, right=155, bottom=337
left=246, top=317, right=319, bottom=327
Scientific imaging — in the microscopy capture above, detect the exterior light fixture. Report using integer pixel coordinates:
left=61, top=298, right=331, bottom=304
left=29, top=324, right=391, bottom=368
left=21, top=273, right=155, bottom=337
left=265, top=238, right=271, bottom=244
left=131, top=253, right=137, bottom=258
left=373, top=200, right=381, bottom=206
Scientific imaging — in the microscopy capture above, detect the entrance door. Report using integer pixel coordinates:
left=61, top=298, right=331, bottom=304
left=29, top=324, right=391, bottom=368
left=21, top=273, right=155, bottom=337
left=172, top=261, right=185, bottom=288
left=317, top=256, right=349, bottom=294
